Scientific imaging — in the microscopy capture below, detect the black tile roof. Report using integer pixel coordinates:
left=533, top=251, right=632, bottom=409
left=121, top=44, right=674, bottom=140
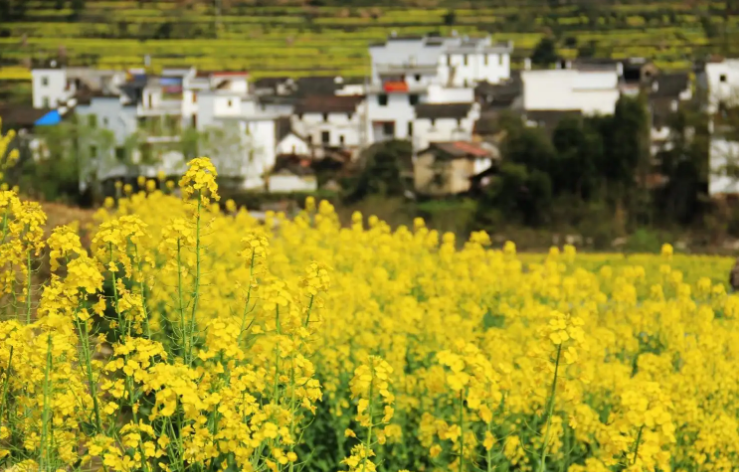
left=415, top=103, right=472, bottom=120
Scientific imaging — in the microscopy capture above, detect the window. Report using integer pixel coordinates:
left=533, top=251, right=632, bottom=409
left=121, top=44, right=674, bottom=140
left=409, top=94, right=419, bottom=105
left=720, top=74, right=728, bottom=83
left=88, top=115, right=97, bottom=128
left=227, top=99, right=233, bottom=107
left=323, top=113, right=329, bottom=122
left=306, top=135, right=312, bottom=145
left=484, top=54, right=489, bottom=66
left=414, top=74, right=421, bottom=82
left=457, top=118, right=462, bottom=127
left=447, top=55, right=452, bottom=66
left=382, top=122, right=395, bottom=137
left=115, top=147, right=126, bottom=161
left=245, top=124, right=251, bottom=136
left=41, top=76, right=48, bottom=87
left=378, top=94, right=388, bottom=106
left=430, top=118, right=436, bottom=127
left=321, top=131, right=330, bottom=144
left=499, top=54, right=504, bottom=65
left=348, top=112, right=354, bottom=120
left=192, top=93, right=197, bottom=104
left=339, top=135, right=345, bottom=145
left=463, top=54, right=468, bottom=66
left=298, top=113, right=304, bottom=120
left=407, top=121, right=413, bottom=137
left=102, top=117, right=109, bottom=127
left=463, top=79, right=468, bottom=87
left=249, top=150, right=255, bottom=162
left=42, top=97, right=50, bottom=108
left=89, top=145, right=98, bottom=159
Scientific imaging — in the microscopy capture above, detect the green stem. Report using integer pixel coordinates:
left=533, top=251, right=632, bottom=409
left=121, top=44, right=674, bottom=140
left=237, top=252, right=256, bottom=347
left=76, top=318, right=103, bottom=432
left=458, top=390, right=465, bottom=472
left=39, top=334, right=53, bottom=468
left=362, top=362, right=374, bottom=472
left=304, top=295, right=314, bottom=327
left=176, top=237, right=186, bottom=356
left=273, top=306, right=281, bottom=403
left=25, top=249, right=31, bottom=324
left=0, top=346, right=13, bottom=425
left=186, top=194, right=202, bottom=366
left=538, top=344, right=562, bottom=472
left=134, top=246, right=151, bottom=339
left=109, top=244, right=122, bottom=339
left=0, top=207, right=10, bottom=245
left=631, top=425, right=644, bottom=465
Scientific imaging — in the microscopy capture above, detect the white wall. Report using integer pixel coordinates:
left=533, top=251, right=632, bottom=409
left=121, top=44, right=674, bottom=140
left=705, top=60, right=739, bottom=114
left=367, top=92, right=417, bottom=142
left=277, top=133, right=310, bottom=155
left=522, top=69, right=620, bottom=115
left=268, top=174, right=317, bottom=193
left=292, top=108, right=363, bottom=148
left=437, top=51, right=510, bottom=87
left=240, top=119, right=277, bottom=190
left=427, top=85, right=474, bottom=103
left=32, top=68, right=70, bottom=109
left=709, top=136, right=739, bottom=195
left=412, top=105, right=479, bottom=151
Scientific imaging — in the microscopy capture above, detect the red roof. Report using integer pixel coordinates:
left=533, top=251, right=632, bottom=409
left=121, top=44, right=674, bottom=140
left=428, top=141, right=491, bottom=158
left=383, top=81, right=408, bottom=93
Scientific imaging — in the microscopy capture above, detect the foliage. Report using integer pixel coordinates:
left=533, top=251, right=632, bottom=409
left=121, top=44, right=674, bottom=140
left=346, top=139, right=411, bottom=202
left=1, top=159, right=739, bottom=472
left=531, top=36, right=558, bottom=66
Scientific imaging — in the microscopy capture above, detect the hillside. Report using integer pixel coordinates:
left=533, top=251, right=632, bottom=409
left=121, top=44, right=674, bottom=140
left=0, top=0, right=738, bottom=78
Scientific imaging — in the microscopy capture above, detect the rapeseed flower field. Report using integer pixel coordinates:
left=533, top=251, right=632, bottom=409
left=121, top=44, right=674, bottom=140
left=0, top=157, right=738, bottom=472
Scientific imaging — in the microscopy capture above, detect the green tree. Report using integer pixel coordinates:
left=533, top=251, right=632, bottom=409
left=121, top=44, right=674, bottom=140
left=346, top=139, right=411, bottom=202
left=551, top=116, right=603, bottom=198
left=531, top=37, right=558, bottom=67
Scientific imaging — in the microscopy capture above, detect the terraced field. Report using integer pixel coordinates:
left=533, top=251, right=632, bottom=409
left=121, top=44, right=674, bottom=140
left=0, top=0, right=737, bottom=79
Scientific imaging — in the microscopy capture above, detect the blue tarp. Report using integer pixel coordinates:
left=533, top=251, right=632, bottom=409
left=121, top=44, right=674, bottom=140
left=35, top=110, right=61, bottom=126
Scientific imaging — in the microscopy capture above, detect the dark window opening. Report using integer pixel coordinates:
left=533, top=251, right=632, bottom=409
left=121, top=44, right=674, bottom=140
left=102, top=117, right=109, bottom=127
left=89, top=145, right=98, bottom=159
left=378, top=94, right=388, bottom=106
left=407, top=122, right=413, bottom=137
left=414, top=74, right=421, bottom=82
left=463, top=54, right=468, bottom=66
left=409, top=94, right=419, bottom=105
left=339, top=135, right=345, bottom=145
left=115, top=147, right=126, bottom=161
left=382, top=122, right=395, bottom=137
left=720, top=74, right=728, bottom=83
left=323, top=113, right=329, bottom=122
left=430, top=118, right=436, bottom=127
left=321, top=131, right=330, bottom=144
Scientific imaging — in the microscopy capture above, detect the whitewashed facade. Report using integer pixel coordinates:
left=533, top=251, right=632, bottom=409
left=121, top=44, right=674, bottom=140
left=521, top=68, right=620, bottom=116
left=702, top=59, right=739, bottom=114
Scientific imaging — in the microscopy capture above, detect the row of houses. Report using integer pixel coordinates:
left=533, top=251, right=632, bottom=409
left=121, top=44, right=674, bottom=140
left=6, top=33, right=739, bottom=197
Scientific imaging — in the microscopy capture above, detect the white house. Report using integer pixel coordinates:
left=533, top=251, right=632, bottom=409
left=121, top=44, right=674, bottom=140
left=276, top=132, right=310, bottom=156
left=32, top=62, right=76, bottom=109
left=369, top=34, right=513, bottom=87
left=291, top=95, right=365, bottom=152
left=197, top=92, right=280, bottom=189
left=412, top=102, right=480, bottom=151
left=701, top=58, right=739, bottom=115
left=709, top=136, right=739, bottom=196
left=521, top=66, right=620, bottom=116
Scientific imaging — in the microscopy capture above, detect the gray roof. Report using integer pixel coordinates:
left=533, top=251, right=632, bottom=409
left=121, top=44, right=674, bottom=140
left=415, top=103, right=472, bottom=120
